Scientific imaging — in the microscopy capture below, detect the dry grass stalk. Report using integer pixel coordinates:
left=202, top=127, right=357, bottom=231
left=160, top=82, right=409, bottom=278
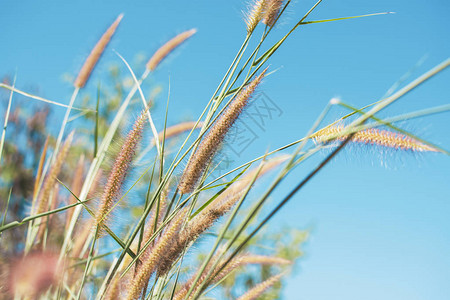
left=262, top=0, right=284, bottom=27
left=312, top=124, right=438, bottom=152
left=178, top=69, right=268, bottom=194
left=36, top=132, right=74, bottom=215
left=125, top=209, right=188, bottom=300
left=146, top=29, right=197, bottom=71
left=74, top=14, right=123, bottom=88
left=173, top=254, right=290, bottom=300
left=236, top=272, right=285, bottom=300
left=94, top=111, right=146, bottom=232
left=157, top=121, right=203, bottom=142
left=245, top=0, right=268, bottom=33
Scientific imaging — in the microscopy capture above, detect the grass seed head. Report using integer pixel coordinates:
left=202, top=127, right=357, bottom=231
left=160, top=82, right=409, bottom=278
left=245, top=0, right=268, bottom=33
left=236, top=272, right=285, bottom=300
left=178, top=69, right=268, bottom=194
left=262, top=0, right=284, bottom=27
left=125, top=208, right=187, bottom=300
left=74, top=14, right=123, bottom=88
left=36, top=131, right=74, bottom=215
left=94, top=111, right=146, bottom=233
left=146, top=29, right=197, bottom=71
left=312, top=124, right=438, bottom=152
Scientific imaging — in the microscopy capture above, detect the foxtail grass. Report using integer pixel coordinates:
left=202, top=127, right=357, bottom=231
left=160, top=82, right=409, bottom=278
left=36, top=132, right=74, bottom=215
left=312, top=124, right=438, bottom=152
left=146, top=29, right=197, bottom=71
left=236, top=272, right=285, bottom=300
left=74, top=14, right=123, bottom=88
left=178, top=69, right=267, bottom=194
left=1, top=2, right=449, bottom=300
left=245, top=0, right=268, bottom=33
left=94, top=111, right=146, bottom=232
left=263, top=0, right=284, bottom=27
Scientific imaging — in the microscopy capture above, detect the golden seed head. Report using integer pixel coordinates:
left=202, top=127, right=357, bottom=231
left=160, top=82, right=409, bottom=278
left=312, top=124, right=438, bottom=152
left=74, top=14, right=123, bottom=88
left=237, top=272, right=285, bottom=300
left=156, top=121, right=203, bottom=142
left=36, top=132, right=74, bottom=215
left=125, top=209, right=187, bottom=300
left=94, top=111, right=146, bottom=232
left=146, top=29, right=197, bottom=71
left=178, top=69, right=268, bottom=194
left=262, top=0, right=284, bottom=27
left=245, top=0, right=268, bottom=33
left=174, top=253, right=288, bottom=300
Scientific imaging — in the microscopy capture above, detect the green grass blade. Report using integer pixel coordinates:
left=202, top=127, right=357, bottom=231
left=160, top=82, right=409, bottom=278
left=299, top=12, right=392, bottom=25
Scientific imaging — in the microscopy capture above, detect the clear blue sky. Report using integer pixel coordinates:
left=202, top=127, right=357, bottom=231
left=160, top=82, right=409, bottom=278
left=1, top=0, right=450, bottom=299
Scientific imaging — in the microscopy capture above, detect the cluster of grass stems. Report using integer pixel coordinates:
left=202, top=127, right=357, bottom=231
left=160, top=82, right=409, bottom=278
left=0, top=0, right=449, bottom=299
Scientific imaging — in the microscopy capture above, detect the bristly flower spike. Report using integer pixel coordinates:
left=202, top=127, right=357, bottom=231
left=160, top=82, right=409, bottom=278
left=146, top=29, right=197, bottom=71
left=245, top=0, right=268, bottom=33
left=94, top=111, right=146, bottom=232
left=125, top=209, right=188, bottom=300
left=312, top=124, right=438, bottom=152
left=236, top=272, right=285, bottom=300
left=36, top=132, right=74, bottom=215
left=178, top=69, right=268, bottom=194
left=74, top=14, right=123, bottom=88
left=262, top=0, right=284, bottom=27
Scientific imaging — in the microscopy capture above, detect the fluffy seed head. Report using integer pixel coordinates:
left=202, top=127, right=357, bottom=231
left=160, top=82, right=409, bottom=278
left=146, top=29, right=197, bottom=71
left=157, top=121, right=203, bottom=142
left=173, top=254, right=289, bottom=300
left=236, top=272, right=285, bottom=300
left=215, top=254, right=290, bottom=283
left=312, top=124, right=438, bottom=152
left=36, top=132, right=74, bottom=215
left=94, top=111, right=146, bottom=232
left=125, top=208, right=187, bottom=300
left=245, top=0, right=268, bottom=33
left=262, top=0, right=284, bottom=27
left=178, top=69, right=268, bottom=194
left=74, top=14, right=123, bottom=88
left=33, top=135, right=49, bottom=201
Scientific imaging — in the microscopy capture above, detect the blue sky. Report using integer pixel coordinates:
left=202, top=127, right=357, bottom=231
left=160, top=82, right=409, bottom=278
left=1, top=0, right=450, bottom=299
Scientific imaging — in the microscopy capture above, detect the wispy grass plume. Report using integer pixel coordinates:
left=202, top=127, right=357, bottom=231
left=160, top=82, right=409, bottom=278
left=94, top=111, right=146, bottom=232
left=174, top=254, right=290, bottom=300
left=245, top=0, right=268, bottom=33
left=36, top=132, right=74, bottom=215
left=74, top=14, right=123, bottom=88
left=236, top=272, right=285, bottom=300
left=178, top=69, right=268, bottom=194
left=125, top=209, right=188, bottom=300
left=263, top=0, right=284, bottom=27
left=146, top=29, right=197, bottom=71
left=312, top=124, right=438, bottom=152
